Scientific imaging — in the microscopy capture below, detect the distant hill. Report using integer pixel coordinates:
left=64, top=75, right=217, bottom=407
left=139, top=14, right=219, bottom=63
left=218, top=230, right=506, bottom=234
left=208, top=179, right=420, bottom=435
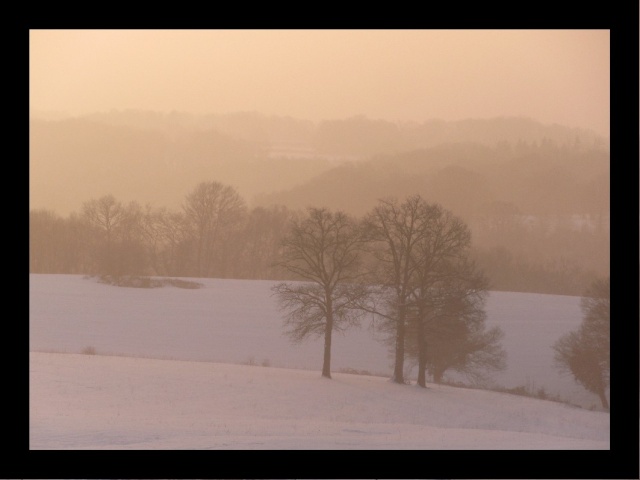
left=29, top=116, right=332, bottom=216
left=252, top=139, right=610, bottom=283
left=29, top=112, right=610, bottom=296
left=29, top=110, right=609, bottom=217
left=256, top=140, right=610, bottom=220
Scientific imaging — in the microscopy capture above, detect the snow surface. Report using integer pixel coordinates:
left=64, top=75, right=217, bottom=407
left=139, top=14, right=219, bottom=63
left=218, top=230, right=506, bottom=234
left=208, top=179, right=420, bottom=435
left=29, top=274, right=610, bottom=449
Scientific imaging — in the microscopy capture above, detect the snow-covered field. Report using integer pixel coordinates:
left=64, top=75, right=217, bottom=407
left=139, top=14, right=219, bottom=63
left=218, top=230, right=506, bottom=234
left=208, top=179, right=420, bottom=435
left=29, top=274, right=610, bottom=450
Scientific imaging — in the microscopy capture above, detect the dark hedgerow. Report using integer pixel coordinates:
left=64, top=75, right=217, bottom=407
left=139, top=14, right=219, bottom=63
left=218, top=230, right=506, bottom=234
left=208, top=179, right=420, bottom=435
left=89, top=275, right=203, bottom=289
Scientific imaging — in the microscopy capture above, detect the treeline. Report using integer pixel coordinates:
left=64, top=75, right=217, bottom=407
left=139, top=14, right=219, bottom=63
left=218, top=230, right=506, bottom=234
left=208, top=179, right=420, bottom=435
left=30, top=183, right=293, bottom=280
left=29, top=180, right=605, bottom=296
left=76, top=109, right=608, bottom=156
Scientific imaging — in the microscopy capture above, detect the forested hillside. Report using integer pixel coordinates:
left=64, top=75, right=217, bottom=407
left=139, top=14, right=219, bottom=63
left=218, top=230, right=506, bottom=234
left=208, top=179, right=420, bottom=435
left=30, top=110, right=608, bottom=216
left=29, top=111, right=609, bottom=295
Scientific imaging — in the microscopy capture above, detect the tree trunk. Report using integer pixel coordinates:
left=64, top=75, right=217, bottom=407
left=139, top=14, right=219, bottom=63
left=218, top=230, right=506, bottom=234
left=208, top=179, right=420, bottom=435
left=196, top=235, right=204, bottom=277
left=322, top=299, right=333, bottom=379
left=393, top=304, right=406, bottom=384
left=598, top=388, right=609, bottom=410
left=106, top=229, right=113, bottom=275
left=417, top=321, right=427, bottom=388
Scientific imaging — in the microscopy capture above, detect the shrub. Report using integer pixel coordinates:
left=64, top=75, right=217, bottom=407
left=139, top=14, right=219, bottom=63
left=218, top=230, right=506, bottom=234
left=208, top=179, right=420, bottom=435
left=163, top=278, right=203, bottom=289
left=92, top=275, right=202, bottom=289
left=81, top=346, right=96, bottom=355
left=339, top=367, right=372, bottom=376
left=536, top=386, right=547, bottom=400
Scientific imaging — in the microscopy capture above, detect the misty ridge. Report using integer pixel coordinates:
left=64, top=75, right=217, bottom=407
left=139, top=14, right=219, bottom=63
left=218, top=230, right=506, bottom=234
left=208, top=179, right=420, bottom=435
left=29, top=110, right=609, bottom=296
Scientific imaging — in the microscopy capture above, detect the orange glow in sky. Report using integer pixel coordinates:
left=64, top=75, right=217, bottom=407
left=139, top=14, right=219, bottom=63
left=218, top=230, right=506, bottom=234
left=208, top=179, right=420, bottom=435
left=30, top=29, right=610, bottom=137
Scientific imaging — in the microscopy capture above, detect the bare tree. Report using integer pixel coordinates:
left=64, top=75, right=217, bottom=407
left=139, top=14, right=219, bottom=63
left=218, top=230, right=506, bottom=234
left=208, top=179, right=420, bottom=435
left=82, top=195, right=126, bottom=275
left=553, top=276, right=610, bottom=409
left=154, top=208, right=191, bottom=276
left=123, top=202, right=147, bottom=274
left=408, top=205, right=502, bottom=387
left=272, top=207, right=368, bottom=378
left=182, top=181, right=247, bottom=277
left=362, top=196, right=502, bottom=387
left=136, top=204, right=165, bottom=276
left=237, top=205, right=295, bottom=279
left=363, top=195, right=433, bottom=384
left=30, top=209, right=67, bottom=273
left=409, top=257, right=504, bottom=386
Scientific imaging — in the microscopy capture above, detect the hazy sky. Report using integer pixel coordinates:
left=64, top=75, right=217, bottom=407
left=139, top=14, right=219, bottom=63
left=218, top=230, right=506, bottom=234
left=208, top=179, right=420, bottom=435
left=29, top=29, right=610, bottom=137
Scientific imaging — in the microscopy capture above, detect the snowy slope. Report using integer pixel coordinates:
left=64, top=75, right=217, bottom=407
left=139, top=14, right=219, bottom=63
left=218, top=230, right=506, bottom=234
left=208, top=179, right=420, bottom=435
left=29, top=274, right=600, bottom=407
left=29, top=351, right=609, bottom=449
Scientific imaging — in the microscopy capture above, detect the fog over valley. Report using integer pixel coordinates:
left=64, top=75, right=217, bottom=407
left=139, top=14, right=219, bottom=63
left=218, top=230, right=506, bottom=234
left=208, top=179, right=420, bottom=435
left=30, top=29, right=610, bottom=298
left=30, top=111, right=609, bottom=297
left=29, top=111, right=609, bottom=217
left=27, top=30, right=617, bottom=461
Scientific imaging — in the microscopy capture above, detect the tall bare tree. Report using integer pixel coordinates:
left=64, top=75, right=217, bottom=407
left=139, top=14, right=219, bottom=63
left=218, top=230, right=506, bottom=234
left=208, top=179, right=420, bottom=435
left=30, top=209, right=66, bottom=273
left=154, top=208, right=191, bottom=276
left=272, top=207, right=368, bottom=378
left=82, top=195, right=126, bottom=275
left=238, top=205, right=294, bottom=279
left=182, top=181, right=247, bottom=277
left=408, top=257, right=504, bottom=386
left=363, top=195, right=433, bottom=384
left=408, top=205, right=502, bottom=387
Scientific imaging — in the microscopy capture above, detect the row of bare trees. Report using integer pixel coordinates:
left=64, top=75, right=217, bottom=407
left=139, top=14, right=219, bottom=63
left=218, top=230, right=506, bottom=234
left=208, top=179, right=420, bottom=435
left=30, top=182, right=609, bottom=394
left=30, top=180, right=604, bottom=296
left=30, top=185, right=504, bottom=386
left=272, top=195, right=506, bottom=385
left=30, top=181, right=295, bottom=280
